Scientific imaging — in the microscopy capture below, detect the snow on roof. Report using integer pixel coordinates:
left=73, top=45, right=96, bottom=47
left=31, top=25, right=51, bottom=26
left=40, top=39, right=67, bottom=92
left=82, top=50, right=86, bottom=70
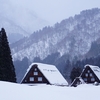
left=71, top=77, right=85, bottom=86
left=85, top=64, right=100, bottom=80
left=78, top=77, right=85, bottom=84
left=22, top=63, right=68, bottom=85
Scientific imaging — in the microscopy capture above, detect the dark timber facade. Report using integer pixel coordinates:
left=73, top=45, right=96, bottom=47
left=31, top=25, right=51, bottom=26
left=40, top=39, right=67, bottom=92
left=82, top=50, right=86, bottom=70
left=80, top=65, right=100, bottom=83
left=21, top=64, right=49, bottom=84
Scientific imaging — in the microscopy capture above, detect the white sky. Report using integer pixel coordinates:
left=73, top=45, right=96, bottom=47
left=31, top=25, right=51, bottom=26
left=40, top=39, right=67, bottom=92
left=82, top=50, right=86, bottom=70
left=31, top=0, right=100, bottom=25
left=1, top=0, right=100, bottom=33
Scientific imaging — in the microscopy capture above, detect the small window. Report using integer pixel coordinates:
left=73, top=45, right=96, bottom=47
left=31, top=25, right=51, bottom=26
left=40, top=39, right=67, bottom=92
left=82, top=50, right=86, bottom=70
left=34, top=68, right=37, bottom=71
left=85, top=73, right=88, bottom=77
left=90, top=73, right=93, bottom=77
left=38, top=77, right=42, bottom=81
left=88, top=70, right=90, bottom=73
left=34, top=72, right=38, bottom=75
left=30, top=77, right=34, bottom=81
left=91, top=78, right=95, bottom=82
left=77, top=81, right=80, bottom=85
left=25, top=80, right=27, bottom=82
left=84, top=78, right=87, bottom=82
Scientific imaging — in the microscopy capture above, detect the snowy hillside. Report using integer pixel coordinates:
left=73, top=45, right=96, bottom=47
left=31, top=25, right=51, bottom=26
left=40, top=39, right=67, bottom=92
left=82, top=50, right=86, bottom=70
left=0, top=81, right=100, bottom=100
left=0, top=0, right=49, bottom=43
left=11, top=8, right=100, bottom=61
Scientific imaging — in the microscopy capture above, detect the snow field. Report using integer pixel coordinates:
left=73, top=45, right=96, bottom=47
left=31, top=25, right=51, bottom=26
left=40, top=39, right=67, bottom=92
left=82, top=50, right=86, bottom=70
left=0, top=81, right=100, bottom=100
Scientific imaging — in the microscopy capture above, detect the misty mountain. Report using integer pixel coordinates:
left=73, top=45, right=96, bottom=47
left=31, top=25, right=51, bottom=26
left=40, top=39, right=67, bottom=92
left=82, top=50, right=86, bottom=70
left=11, top=8, right=100, bottom=62
left=0, top=0, right=49, bottom=43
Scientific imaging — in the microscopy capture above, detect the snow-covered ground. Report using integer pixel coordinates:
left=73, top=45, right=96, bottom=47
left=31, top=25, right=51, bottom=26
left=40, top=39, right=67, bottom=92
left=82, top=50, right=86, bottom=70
left=0, top=81, right=100, bottom=100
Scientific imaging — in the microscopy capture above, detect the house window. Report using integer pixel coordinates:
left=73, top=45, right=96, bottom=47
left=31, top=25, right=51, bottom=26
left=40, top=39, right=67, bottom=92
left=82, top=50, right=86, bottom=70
left=34, top=72, right=38, bottom=75
left=34, top=68, right=37, bottom=71
left=84, top=78, right=87, bottom=82
left=88, top=70, right=90, bottom=73
left=77, top=81, right=80, bottom=85
left=38, top=77, right=42, bottom=81
left=90, top=73, right=93, bottom=77
left=30, top=77, right=34, bottom=81
left=85, top=73, right=88, bottom=77
left=25, top=80, right=27, bottom=82
left=91, top=78, right=95, bottom=82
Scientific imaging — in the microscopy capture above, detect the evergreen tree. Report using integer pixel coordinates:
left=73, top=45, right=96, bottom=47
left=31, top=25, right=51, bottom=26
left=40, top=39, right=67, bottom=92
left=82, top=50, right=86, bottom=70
left=70, top=67, right=82, bottom=82
left=0, top=28, right=16, bottom=82
left=0, top=30, right=3, bottom=79
left=63, top=59, right=71, bottom=78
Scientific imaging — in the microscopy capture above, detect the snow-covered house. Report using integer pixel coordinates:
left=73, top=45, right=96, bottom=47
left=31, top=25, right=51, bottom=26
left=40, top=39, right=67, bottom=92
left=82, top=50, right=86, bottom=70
left=71, top=64, right=100, bottom=86
left=21, top=63, right=68, bottom=86
left=71, top=77, right=85, bottom=87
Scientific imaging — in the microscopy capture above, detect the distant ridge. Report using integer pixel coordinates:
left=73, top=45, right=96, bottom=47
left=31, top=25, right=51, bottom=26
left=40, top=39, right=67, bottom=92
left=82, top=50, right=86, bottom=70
left=11, top=8, right=100, bottom=62
left=0, top=0, right=49, bottom=43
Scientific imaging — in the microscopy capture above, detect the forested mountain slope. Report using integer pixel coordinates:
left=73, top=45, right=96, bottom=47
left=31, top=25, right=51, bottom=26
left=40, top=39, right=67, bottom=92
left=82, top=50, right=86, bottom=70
left=11, top=8, right=100, bottom=62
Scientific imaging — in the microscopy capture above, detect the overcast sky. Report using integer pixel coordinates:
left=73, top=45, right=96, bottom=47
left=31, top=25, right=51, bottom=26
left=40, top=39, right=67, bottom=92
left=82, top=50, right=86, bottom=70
left=3, top=0, right=100, bottom=25
left=31, top=0, right=100, bottom=25
left=1, top=0, right=100, bottom=33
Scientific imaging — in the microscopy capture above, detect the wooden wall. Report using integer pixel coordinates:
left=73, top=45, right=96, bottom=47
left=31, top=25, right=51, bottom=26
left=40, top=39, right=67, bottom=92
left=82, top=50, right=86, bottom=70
left=21, top=64, right=50, bottom=84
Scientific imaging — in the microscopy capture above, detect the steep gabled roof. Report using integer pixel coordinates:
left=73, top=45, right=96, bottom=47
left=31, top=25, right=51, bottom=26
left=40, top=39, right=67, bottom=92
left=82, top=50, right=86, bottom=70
left=71, top=77, right=85, bottom=87
left=21, top=63, right=68, bottom=86
left=84, top=64, right=100, bottom=80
